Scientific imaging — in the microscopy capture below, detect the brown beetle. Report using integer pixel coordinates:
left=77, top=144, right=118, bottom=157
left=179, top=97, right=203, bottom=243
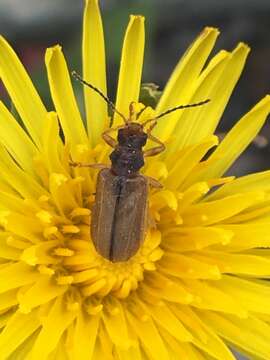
left=71, top=72, right=209, bottom=262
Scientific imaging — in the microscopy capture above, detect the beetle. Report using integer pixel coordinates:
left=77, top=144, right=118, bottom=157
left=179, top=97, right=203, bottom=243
left=71, top=71, right=210, bottom=262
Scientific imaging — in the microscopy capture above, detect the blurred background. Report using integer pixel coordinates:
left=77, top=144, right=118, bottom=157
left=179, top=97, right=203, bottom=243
left=0, top=0, right=270, bottom=179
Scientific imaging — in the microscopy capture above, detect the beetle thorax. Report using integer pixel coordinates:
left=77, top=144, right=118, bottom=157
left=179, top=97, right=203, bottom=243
left=110, top=123, right=147, bottom=177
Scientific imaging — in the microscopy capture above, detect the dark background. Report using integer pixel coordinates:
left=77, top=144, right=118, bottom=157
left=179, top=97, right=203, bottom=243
left=0, top=0, right=270, bottom=175
left=1, top=1, right=269, bottom=358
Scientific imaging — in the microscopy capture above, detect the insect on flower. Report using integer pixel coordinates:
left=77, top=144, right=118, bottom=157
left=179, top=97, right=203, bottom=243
left=71, top=71, right=210, bottom=262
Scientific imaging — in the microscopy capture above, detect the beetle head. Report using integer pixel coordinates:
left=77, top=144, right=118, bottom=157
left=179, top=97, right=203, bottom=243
left=117, top=123, right=147, bottom=149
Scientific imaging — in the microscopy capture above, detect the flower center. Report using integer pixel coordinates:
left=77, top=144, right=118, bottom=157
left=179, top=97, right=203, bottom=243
left=55, top=221, right=163, bottom=300
left=9, top=166, right=164, bottom=304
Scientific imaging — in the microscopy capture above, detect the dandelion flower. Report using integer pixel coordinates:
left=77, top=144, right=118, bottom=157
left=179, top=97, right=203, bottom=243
left=0, top=0, right=270, bottom=359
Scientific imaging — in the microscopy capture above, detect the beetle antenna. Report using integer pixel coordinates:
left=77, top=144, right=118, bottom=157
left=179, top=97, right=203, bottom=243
left=136, top=105, right=148, bottom=121
left=72, top=71, right=128, bottom=126
left=142, top=99, right=210, bottom=127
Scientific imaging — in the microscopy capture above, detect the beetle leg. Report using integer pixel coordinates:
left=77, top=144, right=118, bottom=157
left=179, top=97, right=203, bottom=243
left=146, top=175, right=163, bottom=189
left=69, top=161, right=108, bottom=169
left=144, top=133, right=165, bottom=157
left=129, top=101, right=136, bottom=122
left=102, top=125, right=124, bottom=148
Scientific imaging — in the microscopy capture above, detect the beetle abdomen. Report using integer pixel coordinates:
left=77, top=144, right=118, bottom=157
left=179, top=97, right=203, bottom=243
left=91, top=168, right=148, bottom=262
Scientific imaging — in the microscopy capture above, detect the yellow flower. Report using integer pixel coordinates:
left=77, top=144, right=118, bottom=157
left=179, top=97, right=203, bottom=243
left=0, top=0, right=270, bottom=359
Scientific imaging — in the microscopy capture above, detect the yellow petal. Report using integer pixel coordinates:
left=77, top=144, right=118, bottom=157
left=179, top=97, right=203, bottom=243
left=18, top=275, right=68, bottom=314
left=155, top=27, right=219, bottom=140
left=0, top=144, right=47, bottom=200
left=42, top=112, right=68, bottom=175
left=141, top=301, right=193, bottom=342
left=163, top=226, right=233, bottom=252
left=29, top=295, right=78, bottom=360
left=20, top=240, right=60, bottom=267
left=6, top=234, right=29, bottom=250
left=178, top=182, right=210, bottom=212
left=160, top=331, right=206, bottom=360
left=165, top=136, right=218, bottom=189
left=180, top=156, right=219, bottom=190
left=0, top=102, right=38, bottom=174
left=169, top=305, right=235, bottom=360
left=193, top=250, right=270, bottom=277
left=170, top=304, right=210, bottom=345
left=143, top=272, right=193, bottom=304
left=0, top=289, right=18, bottom=311
left=200, top=95, right=270, bottom=180
left=5, top=325, right=39, bottom=360
left=207, top=169, right=270, bottom=201
left=182, top=191, right=264, bottom=226
left=92, top=339, right=112, bottom=360
left=114, top=15, right=145, bottom=125
left=47, top=337, right=68, bottom=360
left=0, top=236, right=20, bottom=260
left=0, top=310, right=17, bottom=330
left=0, top=36, right=47, bottom=148
left=45, top=45, right=88, bottom=150
left=115, top=342, right=143, bottom=360
left=159, top=252, right=221, bottom=280
left=102, top=298, right=131, bottom=349
left=216, top=276, right=270, bottom=315
left=0, top=309, right=40, bottom=359
left=126, top=306, right=170, bottom=360
left=3, top=212, right=43, bottom=244
left=72, top=311, right=100, bottom=360
left=206, top=176, right=235, bottom=188
left=150, top=190, right=178, bottom=211
left=213, top=223, right=270, bottom=251
left=225, top=203, right=270, bottom=223
left=144, top=160, right=168, bottom=180
left=83, top=0, right=108, bottom=145
left=49, top=173, right=80, bottom=215
left=188, top=43, right=250, bottom=144
left=95, top=324, right=114, bottom=359
left=191, top=322, right=236, bottom=360
left=0, top=262, right=39, bottom=294
left=0, top=186, right=36, bottom=215
left=183, top=279, right=247, bottom=318
left=199, top=310, right=270, bottom=359
left=164, top=50, right=228, bottom=151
